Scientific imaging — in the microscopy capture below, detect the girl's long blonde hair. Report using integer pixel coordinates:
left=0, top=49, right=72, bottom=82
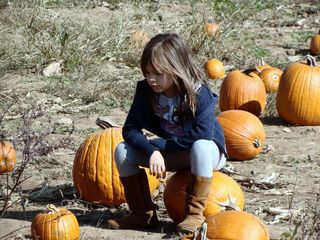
left=140, top=32, right=207, bottom=116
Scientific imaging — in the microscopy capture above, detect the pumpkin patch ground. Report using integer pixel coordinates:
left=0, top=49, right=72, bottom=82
left=0, top=1, right=319, bottom=240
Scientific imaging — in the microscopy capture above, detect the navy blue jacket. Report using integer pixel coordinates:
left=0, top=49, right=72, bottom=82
left=122, top=80, right=227, bottom=159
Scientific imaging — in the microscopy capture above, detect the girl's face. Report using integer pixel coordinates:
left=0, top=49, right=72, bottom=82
left=145, top=63, right=177, bottom=97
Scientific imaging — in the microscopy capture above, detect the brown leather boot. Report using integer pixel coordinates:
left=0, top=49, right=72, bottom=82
left=176, top=173, right=212, bottom=235
left=107, top=170, right=158, bottom=229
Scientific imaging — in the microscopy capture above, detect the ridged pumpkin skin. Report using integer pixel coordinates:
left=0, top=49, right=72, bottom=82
left=259, top=67, right=283, bottom=92
left=276, top=56, right=320, bottom=125
left=73, top=128, right=159, bottom=206
left=206, top=211, right=269, bottom=240
left=310, top=34, right=320, bottom=55
left=219, top=70, right=266, bottom=116
left=31, top=205, right=79, bottom=240
left=0, top=141, right=17, bottom=174
left=217, top=110, right=265, bottom=160
left=206, top=58, right=225, bottom=80
left=163, top=171, right=244, bottom=223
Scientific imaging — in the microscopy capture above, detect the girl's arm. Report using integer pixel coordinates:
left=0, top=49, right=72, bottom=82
left=122, top=81, right=159, bottom=158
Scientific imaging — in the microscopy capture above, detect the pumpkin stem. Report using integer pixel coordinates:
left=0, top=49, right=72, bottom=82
left=95, top=117, right=119, bottom=129
left=46, top=204, right=59, bottom=213
left=306, top=55, right=317, bottom=66
left=253, top=139, right=261, bottom=148
left=255, top=67, right=263, bottom=73
left=0, top=133, right=5, bottom=142
left=215, top=193, right=241, bottom=211
left=242, top=68, right=258, bottom=76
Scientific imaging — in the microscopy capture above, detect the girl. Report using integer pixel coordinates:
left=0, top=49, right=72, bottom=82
left=107, top=32, right=227, bottom=238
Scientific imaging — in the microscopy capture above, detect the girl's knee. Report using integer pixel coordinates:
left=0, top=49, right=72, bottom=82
left=191, top=139, right=224, bottom=171
left=191, top=139, right=216, bottom=163
left=191, top=139, right=218, bottom=154
left=114, top=142, right=147, bottom=177
left=114, top=142, right=127, bottom=164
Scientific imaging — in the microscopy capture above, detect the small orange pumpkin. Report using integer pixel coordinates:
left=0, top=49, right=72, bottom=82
left=310, top=31, right=320, bottom=55
left=206, top=211, right=269, bottom=240
left=163, top=171, right=244, bottom=223
left=0, top=140, right=17, bottom=174
left=205, top=58, right=225, bottom=80
left=259, top=67, right=283, bottom=92
left=204, top=22, right=220, bottom=36
left=131, top=30, right=150, bottom=46
left=276, top=55, right=320, bottom=125
left=31, top=204, right=79, bottom=240
left=219, top=69, right=266, bottom=116
left=217, top=110, right=265, bottom=160
left=73, top=128, right=159, bottom=206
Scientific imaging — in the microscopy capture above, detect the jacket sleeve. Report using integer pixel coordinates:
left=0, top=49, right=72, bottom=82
left=149, top=86, right=216, bottom=152
left=122, top=81, right=159, bottom=158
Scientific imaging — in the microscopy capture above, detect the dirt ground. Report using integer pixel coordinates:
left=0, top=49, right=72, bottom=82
left=1, top=1, right=320, bottom=240
left=3, top=114, right=320, bottom=240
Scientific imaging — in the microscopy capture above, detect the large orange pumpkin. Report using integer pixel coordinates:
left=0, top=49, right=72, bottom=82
left=276, top=55, right=320, bottom=125
left=206, top=211, right=269, bottom=240
left=163, top=171, right=244, bottom=223
left=31, top=204, right=79, bottom=240
left=0, top=140, right=17, bottom=174
left=219, top=69, right=266, bottom=116
left=72, top=128, right=159, bottom=206
left=310, top=31, right=320, bottom=56
left=217, top=110, right=265, bottom=160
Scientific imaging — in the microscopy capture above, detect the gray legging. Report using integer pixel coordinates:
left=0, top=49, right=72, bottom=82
left=114, top=139, right=226, bottom=178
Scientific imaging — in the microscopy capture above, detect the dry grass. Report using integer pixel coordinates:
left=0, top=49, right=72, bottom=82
left=1, top=0, right=319, bottom=239
left=1, top=0, right=293, bottom=115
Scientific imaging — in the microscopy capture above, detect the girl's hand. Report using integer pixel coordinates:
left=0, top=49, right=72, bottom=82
left=149, top=150, right=166, bottom=179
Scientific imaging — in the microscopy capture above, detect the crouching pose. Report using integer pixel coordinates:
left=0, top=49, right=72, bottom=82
left=107, top=32, right=227, bottom=239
